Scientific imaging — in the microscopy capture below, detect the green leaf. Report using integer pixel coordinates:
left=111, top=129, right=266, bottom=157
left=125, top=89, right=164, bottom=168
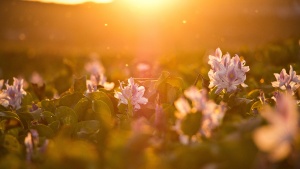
left=49, top=120, right=60, bottom=132
left=59, top=92, right=84, bottom=108
left=18, top=112, right=34, bottom=128
left=21, top=92, right=33, bottom=107
left=42, top=111, right=56, bottom=124
left=181, top=112, right=202, bottom=137
left=74, top=98, right=90, bottom=120
left=1, top=134, right=21, bottom=154
left=0, top=111, right=23, bottom=128
left=117, top=104, right=127, bottom=115
left=0, top=111, right=21, bottom=123
left=75, top=120, right=100, bottom=137
left=29, top=108, right=43, bottom=120
left=31, top=124, right=55, bottom=138
left=166, top=77, right=184, bottom=89
left=41, top=100, right=57, bottom=113
left=92, top=100, right=112, bottom=128
left=56, top=106, right=78, bottom=126
left=73, top=76, right=87, bottom=93
left=85, top=91, right=114, bottom=114
left=167, top=86, right=181, bottom=104
left=155, top=71, right=170, bottom=89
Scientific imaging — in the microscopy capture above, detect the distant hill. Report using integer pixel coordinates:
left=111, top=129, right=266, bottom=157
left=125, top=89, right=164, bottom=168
left=0, top=0, right=299, bottom=57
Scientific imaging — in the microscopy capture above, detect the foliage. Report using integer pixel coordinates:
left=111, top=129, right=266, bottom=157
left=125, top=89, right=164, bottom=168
left=0, top=40, right=300, bottom=169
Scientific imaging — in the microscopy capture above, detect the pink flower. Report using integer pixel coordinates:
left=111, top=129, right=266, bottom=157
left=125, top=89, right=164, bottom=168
left=208, top=48, right=249, bottom=93
left=184, top=86, right=207, bottom=111
left=0, top=78, right=27, bottom=109
left=253, top=93, right=298, bottom=161
left=201, top=101, right=227, bottom=138
left=173, top=87, right=227, bottom=143
left=85, top=60, right=114, bottom=92
left=271, top=65, right=300, bottom=93
left=114, top=78, right=148, bottom=110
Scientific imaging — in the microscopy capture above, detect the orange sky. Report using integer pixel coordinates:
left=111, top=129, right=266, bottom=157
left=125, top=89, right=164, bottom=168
left=25, top=0, right=114, bottom=4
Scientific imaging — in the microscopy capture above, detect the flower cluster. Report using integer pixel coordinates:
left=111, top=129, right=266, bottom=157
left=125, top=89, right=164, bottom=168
left=0, top=78, right=27, bottom=109
left=85, top=60, right=114, bottom=92
left=271, top=65, right=300, bottom=94
left=114, top=78, right=148, bottom=112
left=208, top=48, right=250, bottom=94
left=174, top=87, right=227, bottom=144
left=253, top=92, right=298, bottom=161
left=24, top=129, right=49, bottom=162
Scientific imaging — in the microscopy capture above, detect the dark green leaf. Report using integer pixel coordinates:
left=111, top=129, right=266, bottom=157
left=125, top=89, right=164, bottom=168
left=1, top=134, right=21, bottom=154
left=49, top=120, right=60, bottom=132
left=59, top=92, right=84, bottom=108
left=73, top=76, right=87, bottom=93
left=92, top=100, right=112, bottom=128
left=75, top=120, right=100, bottom=137
left=42, top=111, right=56, bottom=124
left=74, top=98, right=90, bottom=120
left=41, top=100, right=57, bottom=113
left=85, top=91, right=114, bottom=113
left=21, top=93, right=33, bottom=107
left=56, top=106, right=78, bottom=126
left=0, top=111, right=23, bottom=128
left=31, top=124, right=55, bottom=138
left=181, top=112, right=202, bottom=137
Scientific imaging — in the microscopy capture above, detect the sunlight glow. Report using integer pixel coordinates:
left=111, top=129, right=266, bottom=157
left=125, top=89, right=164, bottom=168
left=125, top=0, right=176, bottom=11
left=24, top=0, right=113, bottom=4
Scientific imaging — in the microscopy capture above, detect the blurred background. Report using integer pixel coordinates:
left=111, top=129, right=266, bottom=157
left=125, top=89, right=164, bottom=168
left=1, top=0, right=300, bottom=55
left=0, top=0, right=300, bottom=87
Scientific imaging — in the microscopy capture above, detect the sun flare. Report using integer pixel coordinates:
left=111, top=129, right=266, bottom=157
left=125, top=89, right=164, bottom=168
left=126, top=0, right=174, bottom=9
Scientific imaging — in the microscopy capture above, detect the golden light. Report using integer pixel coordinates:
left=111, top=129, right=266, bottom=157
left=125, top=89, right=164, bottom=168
left=127, top=0, right=167, bottom=7
left=124, top=0, right=178, bottom=12
left=24, top=0, right=114, bottom=5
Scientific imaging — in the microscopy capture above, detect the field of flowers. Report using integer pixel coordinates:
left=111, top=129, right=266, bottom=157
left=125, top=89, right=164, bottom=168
left=0, top=39, right=300, bottom=169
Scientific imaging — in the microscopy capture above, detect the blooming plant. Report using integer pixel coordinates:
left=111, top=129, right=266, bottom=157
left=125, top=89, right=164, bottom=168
left=271, top=65, right=300, bottom=94
left=114, top=77, right=148, bottom=116
left=208, top=48, right=250, bottom=94
left=1, top=46, right=300, bottom=169
left=174, top=87, right=227, bottom=144
left=85, top=60, right=115, bottom=92
left=0, top=78, right=26, bottom=109
left=253, top=92, right=299, bottom=161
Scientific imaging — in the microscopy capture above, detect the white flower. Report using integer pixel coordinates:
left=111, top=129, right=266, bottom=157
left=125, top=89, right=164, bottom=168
left=85, top=60, right=105, bottom=76
left=0, top=78, right=27, bottom=109
left=85, top=60, right=114, bottom=92
left=184, top=86, right=207, bottom=111
left=114, top=78, right=148, bottom=110
left=271, top=65, right=300, bottom=93
left=24, top=132, right=33, bottom=162
left=253, top=93, right=298, bottom=161
left=201, top=101, right=227, bottom=138
left=24, top=129, right=48, bottom=162
left=174, top=97, right=191, bottom=119
left=173, top=87, right=227, bottom=142
left=208, top=48, right=249, bottom=94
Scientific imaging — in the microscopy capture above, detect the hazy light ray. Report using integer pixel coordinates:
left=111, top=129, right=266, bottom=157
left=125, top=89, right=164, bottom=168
left=24, top=0, right=114, bottom=4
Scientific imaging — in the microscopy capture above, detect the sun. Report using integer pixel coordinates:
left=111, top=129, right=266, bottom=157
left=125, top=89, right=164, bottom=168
left=126, top=0, right=172, bottom=8
left=24, top=0, right=114, bottom=5
left=123, top=0, right=178, bottom=14
left=128, top=0, right=165, bottom=6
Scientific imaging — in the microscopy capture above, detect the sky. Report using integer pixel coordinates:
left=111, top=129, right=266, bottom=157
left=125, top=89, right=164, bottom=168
left=25, top=0, right=114, bottom=4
